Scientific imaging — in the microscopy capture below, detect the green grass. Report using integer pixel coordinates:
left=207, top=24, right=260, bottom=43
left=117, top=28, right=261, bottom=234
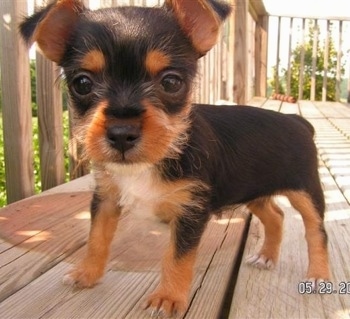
left=0, top=115, right=5, bottom=207
left=0, top=111, right=70, bottom=207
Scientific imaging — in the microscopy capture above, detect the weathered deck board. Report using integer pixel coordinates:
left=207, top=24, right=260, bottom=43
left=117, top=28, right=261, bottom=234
left=247, top=96, right=267, bottom=107
left=314, top=102, right=350, bottom=118
left=259, top=98, right=281, bottom=111
left=0, top=176, right=249, bottom=318
left=229, top=162, right=350, bottom=318
left=0, top=177, right=93, bottom=302
left=279, top=101, right=299, bottom=114
left=229, top=101, right=350, bottom=319
left=299, top=100, right=324, bottom=118
left=304, top=102, right=350, bottom=206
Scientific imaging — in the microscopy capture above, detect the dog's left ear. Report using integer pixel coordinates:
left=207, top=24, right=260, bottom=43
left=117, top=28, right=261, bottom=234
left=165, top=0, right=231, bottom=55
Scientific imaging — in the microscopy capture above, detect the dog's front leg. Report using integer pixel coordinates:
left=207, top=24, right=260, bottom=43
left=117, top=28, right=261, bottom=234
left=63, top=191, right=120, bottom=288
left=145, top=209, right=210, bottom=318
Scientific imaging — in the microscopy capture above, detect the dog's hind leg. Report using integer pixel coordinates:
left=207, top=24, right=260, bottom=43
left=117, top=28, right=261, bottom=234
left=285, top=190, right=330, bottom=281
left=246, top=197, right=284, bottom=270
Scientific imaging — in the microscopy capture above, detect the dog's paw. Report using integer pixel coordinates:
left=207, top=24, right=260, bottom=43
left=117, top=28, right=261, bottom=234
left=143, top=291, right=187, bottom=318
left=246, top=254, right=275, bottom=270
left=62, top=264, right=104, bottom=288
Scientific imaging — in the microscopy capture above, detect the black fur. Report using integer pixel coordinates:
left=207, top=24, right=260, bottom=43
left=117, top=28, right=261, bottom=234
left=90, top=191, right=102, bottom=222
left=163, top=104, right=325, bottom=257
left=163, top=105, right=322, bottom=208
left=207, top=0, right=232, bottom=19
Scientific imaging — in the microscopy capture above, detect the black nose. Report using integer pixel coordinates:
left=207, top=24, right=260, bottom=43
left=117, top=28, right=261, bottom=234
left=106, top=125, right=141, bottom=152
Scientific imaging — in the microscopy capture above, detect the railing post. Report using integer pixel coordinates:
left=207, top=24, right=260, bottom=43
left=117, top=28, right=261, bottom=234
left=232, top=0, right=248, bottom=104
left=348, top=60, right=350, bottom=103
left=36, top=53, right=66, bottom=190
left=274, top=16, right=281, bottom=95
left=255, top=15, right=268, bottom=97
left=298, top=18, right=306, bottom=100
left=322, top=20, right=330, bottom=102
left=336, top=20, right=343, bottom=102
left=0, top=0, right=35, bottom=203
left=35, top=0, right=65, bottom=191
left=311, top=19, right=318, bottom=101
left=286, top=18, right=293, bottom=96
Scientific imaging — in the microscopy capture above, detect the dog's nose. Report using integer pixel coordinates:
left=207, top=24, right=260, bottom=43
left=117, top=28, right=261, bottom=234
left=106, top=125, right=140, bottom=152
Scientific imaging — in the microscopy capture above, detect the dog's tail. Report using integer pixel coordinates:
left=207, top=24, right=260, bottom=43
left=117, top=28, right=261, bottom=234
left=289, top=114, right=315, bottom=137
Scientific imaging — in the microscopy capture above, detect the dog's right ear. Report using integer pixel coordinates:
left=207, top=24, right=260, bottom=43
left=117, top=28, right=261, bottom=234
left=19, top=0, right=85, bottom=63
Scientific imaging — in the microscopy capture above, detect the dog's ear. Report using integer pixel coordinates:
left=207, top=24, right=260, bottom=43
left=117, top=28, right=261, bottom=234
left=19, top=0, right=85, bottom=63
left=165, top=0, right=231, bottom=55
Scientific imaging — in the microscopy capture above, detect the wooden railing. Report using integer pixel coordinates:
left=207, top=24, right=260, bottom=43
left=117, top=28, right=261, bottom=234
left=0, top=0, right=267, bottom=205
left=270, top=14, right=350, bottom=102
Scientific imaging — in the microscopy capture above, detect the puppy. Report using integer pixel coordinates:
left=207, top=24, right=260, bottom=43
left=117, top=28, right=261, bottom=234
left=20, top=0, right=330, bottom=317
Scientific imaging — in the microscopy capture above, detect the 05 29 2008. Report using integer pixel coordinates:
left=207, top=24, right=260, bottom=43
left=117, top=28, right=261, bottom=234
left=298, top=281, right=350, bottom=294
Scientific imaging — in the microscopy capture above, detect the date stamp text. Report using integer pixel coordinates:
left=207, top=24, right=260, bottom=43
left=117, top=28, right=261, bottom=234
left=298, top=281, right=350, bottom=294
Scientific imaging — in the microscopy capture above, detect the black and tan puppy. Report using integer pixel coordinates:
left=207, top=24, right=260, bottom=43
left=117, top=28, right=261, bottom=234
left=20, top=0, right=330, bottom=316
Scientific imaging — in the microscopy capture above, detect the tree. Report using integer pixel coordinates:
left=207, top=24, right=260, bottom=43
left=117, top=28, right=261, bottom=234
left=271, top=21, right=345, bottom=101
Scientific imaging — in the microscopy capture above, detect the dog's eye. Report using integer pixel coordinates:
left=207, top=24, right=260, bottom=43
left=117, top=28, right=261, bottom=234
left=72, top=75, right=93, bottom=96
left=160, top=74, right=183, bottom=94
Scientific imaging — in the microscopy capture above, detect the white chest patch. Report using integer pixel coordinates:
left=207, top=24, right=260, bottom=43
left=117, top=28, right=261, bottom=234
left=104, top=163, right=164, bottom=220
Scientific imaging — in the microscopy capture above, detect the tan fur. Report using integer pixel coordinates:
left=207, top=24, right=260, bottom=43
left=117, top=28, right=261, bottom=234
left=136, top=100, right=190, bottom=164
left=247, top=197, right=284, bottom=265
left=83, top=102, right=109, bottom=163
left=32, top=0, right=83, bottom=62
left=284, top=191, right=330, bottom=279
left=154, top=179, right=209, bottom=223
left=80, top=50, right=106, bottom=73
left=64, top=198, right=120, bottom=287
left=166, top=0, right=221, bottom=54
left=145, top=244, right=197, bottom=316
left=145, top=50, right=170, bottom=75
left=81, top=101, right=144, bottom=164
left=75, top=100, right=190, bottom=165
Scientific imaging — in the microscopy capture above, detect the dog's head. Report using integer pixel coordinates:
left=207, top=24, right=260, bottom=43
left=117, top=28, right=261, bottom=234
left=20, top=0, right=231, bottom=166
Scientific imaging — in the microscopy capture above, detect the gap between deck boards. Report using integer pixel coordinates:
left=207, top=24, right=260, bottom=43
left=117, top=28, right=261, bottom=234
left=218, top=213, right=252, bottom=318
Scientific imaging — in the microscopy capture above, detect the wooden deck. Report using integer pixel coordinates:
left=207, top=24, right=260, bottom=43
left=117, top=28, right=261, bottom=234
left=0, top=99, right=350, bottom=319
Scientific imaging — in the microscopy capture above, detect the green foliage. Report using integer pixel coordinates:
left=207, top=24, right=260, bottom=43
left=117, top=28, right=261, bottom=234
left=0, top=117, right=5, bottom=207
left=1, top=62, right=69, bottom=206
left=271, top=21, right=345, bottom=101
left=30, top=60, right=39, bottom=116
left=0, top=112, right=70, bottom=207
left=0, top=58, right=71, bottom=206
left=32, top=117, right=41, bottom=191
left=269, top=65, right=286, bottom=95
left=62, top=111, right=71, bottom=180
